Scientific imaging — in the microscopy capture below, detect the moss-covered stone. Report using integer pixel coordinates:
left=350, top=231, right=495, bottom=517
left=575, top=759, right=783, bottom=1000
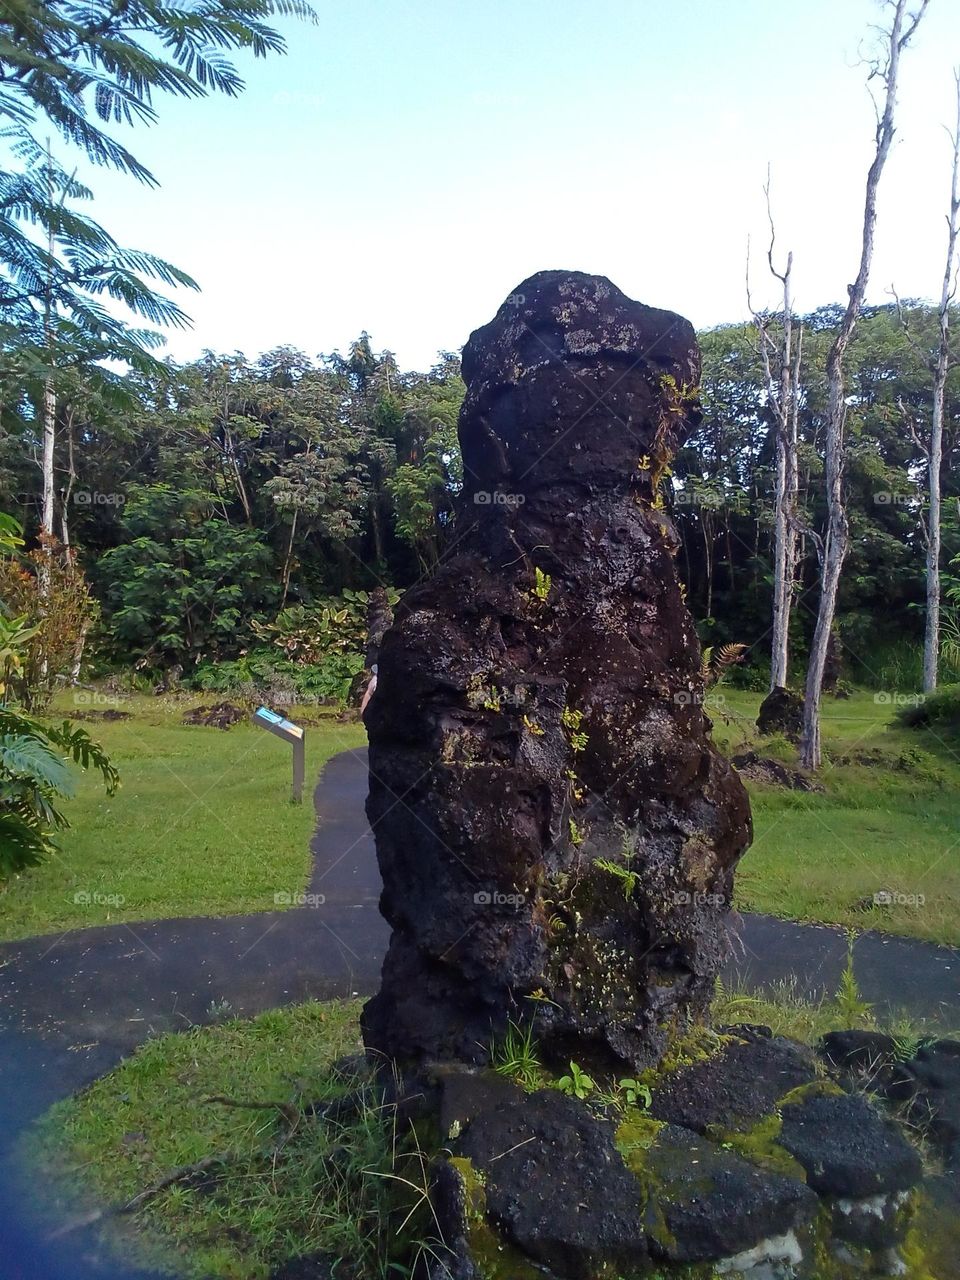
left=704, top=1111, right=807, bottom=1182
left=777, top=1078, right=847, bottom=1108
left=446, top=1157, right=544, bottom=1280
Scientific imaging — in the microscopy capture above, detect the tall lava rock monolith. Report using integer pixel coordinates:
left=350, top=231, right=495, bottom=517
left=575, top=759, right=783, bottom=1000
left=362, top=271, right=751, bottom=1075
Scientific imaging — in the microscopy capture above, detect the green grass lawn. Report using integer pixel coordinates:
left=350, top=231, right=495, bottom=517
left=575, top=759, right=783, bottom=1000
left=2, top=684, right=958, bottom=949
left=22, top=1000, right=384, bottom=1280
left=713, top=688, right=960, bottom=947
left=0, top=693, right=366, bottom=942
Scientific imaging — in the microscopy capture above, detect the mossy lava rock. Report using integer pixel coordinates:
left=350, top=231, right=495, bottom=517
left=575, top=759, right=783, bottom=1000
left=362, top=271, right=752, bottom=1074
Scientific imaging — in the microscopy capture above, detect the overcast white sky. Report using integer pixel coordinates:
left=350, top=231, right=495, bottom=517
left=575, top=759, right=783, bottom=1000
left=66, top=0, right=960, bottom=369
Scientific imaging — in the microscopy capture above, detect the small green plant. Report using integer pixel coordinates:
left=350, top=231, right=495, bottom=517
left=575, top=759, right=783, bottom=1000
left=712, top=976, right=765, bottom=1021
left=618, top=1079, right=652, bottom=1109
left=557, top=1061, right=595, bottom=1100
left=482, top=686, right=502, bottom=711
left=595, top=858, right=639, bottom=901
left=701, top=643, right=749, bottom=688
left=561, top=705, right=588, bottom=752
left=891, top=1033, right=925, bottom=1063
left=523, top=715, right=545, bottom=736
left=490, top=1020, right=543, bottom=1090
left=524, top=987, right=562, bottom=1010
left=565, top=768, right=585, bottom=803
left=530, top=566, right=552, bottom=603
left=833, top=932, right=874, bottom=1030
left=568, top=817, right=585, bottom=846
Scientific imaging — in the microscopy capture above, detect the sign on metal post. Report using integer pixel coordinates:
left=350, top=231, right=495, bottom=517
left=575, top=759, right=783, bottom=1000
left=253, top=706, right=305, bottom=803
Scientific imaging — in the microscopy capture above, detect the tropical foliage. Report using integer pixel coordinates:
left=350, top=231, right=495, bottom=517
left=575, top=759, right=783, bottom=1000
left=0, top=513, right=117, bottom=875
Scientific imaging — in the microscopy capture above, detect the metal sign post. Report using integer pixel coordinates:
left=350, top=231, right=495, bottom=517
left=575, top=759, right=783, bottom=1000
left=253, top=706, right=305, bottom=803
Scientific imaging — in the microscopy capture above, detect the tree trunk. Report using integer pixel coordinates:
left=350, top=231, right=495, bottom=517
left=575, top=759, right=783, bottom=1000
left=801, top=0, right=926, bottom=768
left=41, top=378, right=55, bottom=539
left=60, top=406, right=76, bottom=552
left=280, top=508, right=299, bottom=608
left=748, top=178, right=802, bottom=693
left=923, top=71, right=960, bottom=693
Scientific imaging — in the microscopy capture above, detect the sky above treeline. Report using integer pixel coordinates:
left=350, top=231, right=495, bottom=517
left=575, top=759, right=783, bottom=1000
left=63, top=0, right=960, bottom=369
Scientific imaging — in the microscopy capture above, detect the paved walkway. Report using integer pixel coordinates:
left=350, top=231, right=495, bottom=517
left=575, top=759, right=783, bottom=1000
left=0, top=746, right=957, bottom=1278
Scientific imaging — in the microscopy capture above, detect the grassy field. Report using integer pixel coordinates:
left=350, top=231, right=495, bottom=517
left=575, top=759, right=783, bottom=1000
left=2, top=685, right=958, bottom=948
left=0, top=693, right=366, bottom=942
left=714, top=688, right=960, bottom=947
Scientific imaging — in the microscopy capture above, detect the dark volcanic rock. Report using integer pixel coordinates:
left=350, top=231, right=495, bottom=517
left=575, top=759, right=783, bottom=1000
left=819, top=1030, right=898, bottom=1074
left=777, top=1089, right=922, bottom=1198
left=818, top=1029, right=918, bottom=1104
left=455, top=1090, right=647, bottom=1276
left=268, top=1254, right=339, bottom=1280
left=364, top=587, right=394, bottom=668
left=756, top=686, right=803, bottom=740
left=182, top=701, right=246, bottom=729
left=640, top=1123, right=817, bottom=1263
left=649, top=1033, right=818, bottom=1133
left=731, top=751, right=824, bottom=792
left=362, top=271, right=752, bottom=1073
left=905, top=1039, right=960, bottom=1162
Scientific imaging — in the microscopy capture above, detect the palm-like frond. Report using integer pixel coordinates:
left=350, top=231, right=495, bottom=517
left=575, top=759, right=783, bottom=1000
left=701, top=642, right=749, bottom=687
left=0, top=0, right=316, bottom=181
left=0, top=731, right=75, bottom=794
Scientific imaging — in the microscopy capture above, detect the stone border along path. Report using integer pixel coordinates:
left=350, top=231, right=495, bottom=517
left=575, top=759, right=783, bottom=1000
left=0, top=747, right=957, bottom=1278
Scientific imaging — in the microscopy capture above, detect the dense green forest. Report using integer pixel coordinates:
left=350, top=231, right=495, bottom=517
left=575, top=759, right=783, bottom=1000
left=2, top=302, right=957, bottom=695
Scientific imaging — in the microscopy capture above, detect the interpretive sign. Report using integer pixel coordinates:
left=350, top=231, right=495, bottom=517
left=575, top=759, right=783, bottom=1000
left=253, top=706, right=305, bottom=803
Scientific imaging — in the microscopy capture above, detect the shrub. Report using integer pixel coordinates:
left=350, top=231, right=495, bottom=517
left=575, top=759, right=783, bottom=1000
left=96, top=485, right=280, bottom=667
left=190, top=648, right=364, bottom=705
left=251, top=588, right=399, bottom=665
left=898, top=683, right=960, bottom=731
left=0, top=534, right=98, bottom=710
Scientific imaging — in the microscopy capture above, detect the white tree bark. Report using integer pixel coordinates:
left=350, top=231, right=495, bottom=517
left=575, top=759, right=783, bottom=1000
left=923, top=71, right=960, bottom=693
left=41, top=379, right=55, bottom=538
left=748, top=177, right=802, bottom=691
left=39, top=140, right=56, bottom=611
left=800, top=0, right=928, bottom=769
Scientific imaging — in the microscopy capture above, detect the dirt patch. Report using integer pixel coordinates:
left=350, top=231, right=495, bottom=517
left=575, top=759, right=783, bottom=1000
left=68, top=708, right=132, bottom=723
left=731, top=751, right=824, bottom=792
left=182, top=702, right=247, bottom=730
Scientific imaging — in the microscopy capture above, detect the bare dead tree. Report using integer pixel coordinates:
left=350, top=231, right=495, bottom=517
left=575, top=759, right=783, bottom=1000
left=747, top=172, right=803, bottom=692
left=800, top=0, right=929, bottom=770
left=923, top=70, right=960, bottom=693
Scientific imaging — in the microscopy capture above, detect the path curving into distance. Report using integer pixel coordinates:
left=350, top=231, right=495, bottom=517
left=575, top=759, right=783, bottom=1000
left=0, top=747, right=957, bottom=1278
